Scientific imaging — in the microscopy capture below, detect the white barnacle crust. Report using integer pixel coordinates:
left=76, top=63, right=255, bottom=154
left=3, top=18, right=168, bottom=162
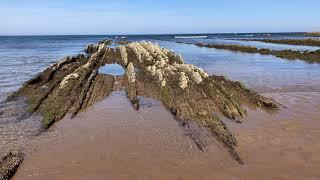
left=51, top=57, right=69, bottom=70
left=155, top=69, right=163, bottom=82
left=161, top=79, right=166, bottom=87
left=126, top=62, right=136, bottom=83
left=172, top=63, right=207, bottom=84
left=196, top=67, right=209, bottom=78
left=127, top=42, right=152, bottom=63
left=57, top=57, right=69, bottom=67
left=146, top=65, right=156, bottom=76
left=179, top=72, right=189, bottom=89
left=191, top=71, right=203, bottom=84
left=60, top=73, right=79, bottom=88
left=98, top=43, right=106, bottom=52
left=155, top=57, right=167, bottom=68
left=155, top=69, right=166, bottom=87
left=124, top=41, right=208, bottom=86
left=119, top=46, right=128, bottom=65
left=82, top=61, right=92, bottom=69
left=163, top=65, right=177, bottom=75
left=176, top=54, right=184, bottom=63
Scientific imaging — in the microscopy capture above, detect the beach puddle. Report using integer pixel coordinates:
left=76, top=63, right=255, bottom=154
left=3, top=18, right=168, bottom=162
left=98, top=64, right=125, bottom=76
left=13, top=91, right=320, bottom=179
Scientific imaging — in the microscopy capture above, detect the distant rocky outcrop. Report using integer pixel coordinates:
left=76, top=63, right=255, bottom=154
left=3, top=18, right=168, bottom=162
left=241, top=38, right=320, bottom=47
left=184, top=42, right=320, bottom=63
left=10, top=40, right=281, bottom=164
left=306, top=32, right=320, bottom=37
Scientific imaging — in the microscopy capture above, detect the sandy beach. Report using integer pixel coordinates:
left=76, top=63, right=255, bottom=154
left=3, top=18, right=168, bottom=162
left=12, top=91, right=320, bottom=180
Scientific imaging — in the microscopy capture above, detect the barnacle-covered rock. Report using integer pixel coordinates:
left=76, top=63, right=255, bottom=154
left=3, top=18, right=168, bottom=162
left=84, top=39, right=112, bottom=54
left=119, top=46, right=128, bottom=65
left=179, top=72, right=189, bottom=89
left=11, top=40, right=281, bottom=164
left=126, top=62, right=136, bottom=83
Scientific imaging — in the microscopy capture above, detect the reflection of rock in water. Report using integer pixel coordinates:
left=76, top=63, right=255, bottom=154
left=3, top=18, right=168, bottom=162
left=10, top=40, right=280, bottom=163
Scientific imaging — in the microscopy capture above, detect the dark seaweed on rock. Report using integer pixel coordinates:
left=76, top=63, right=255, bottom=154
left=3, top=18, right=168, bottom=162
left=241, top=38, right=320, bottom=47
left=11, top=40, right=280, bottom=163
left=186, top=42, right=320, bottom=63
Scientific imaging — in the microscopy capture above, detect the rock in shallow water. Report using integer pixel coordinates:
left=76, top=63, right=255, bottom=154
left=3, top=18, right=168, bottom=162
left=10, top=40, right=281, bottom=163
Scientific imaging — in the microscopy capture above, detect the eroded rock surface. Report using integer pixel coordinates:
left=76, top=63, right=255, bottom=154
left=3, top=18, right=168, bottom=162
left=0, top=152, right=24, bottom=180
left=11, top=40, right=281, bottom=163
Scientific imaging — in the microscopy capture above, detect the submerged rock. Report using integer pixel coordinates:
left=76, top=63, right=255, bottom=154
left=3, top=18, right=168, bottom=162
left=11, top=40, right=281, bottom=163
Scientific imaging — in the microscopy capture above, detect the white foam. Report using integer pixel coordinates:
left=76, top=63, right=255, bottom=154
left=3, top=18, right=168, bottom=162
left=174, top=35, right=207, bottom=39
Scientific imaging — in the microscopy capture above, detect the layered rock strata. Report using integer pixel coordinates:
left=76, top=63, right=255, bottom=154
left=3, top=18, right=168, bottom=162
left=11, top=40, right=280, bottom=163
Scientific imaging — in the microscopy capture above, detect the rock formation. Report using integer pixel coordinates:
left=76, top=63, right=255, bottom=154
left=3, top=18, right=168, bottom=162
left=241, top=38, right=320, bottom=47
left=0, top=152, right=24, bottom=180
left=10, top=40, right=281, bottom=163
left=180, top=42, right=320, bottom=63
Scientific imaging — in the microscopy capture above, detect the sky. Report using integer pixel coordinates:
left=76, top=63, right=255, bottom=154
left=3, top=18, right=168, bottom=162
left=0, top=0, right=319, bottom=35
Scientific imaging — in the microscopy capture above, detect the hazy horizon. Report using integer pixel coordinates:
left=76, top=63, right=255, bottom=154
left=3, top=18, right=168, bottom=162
left=0, top=32, right=313, bottom=36
left=1, top=0, right=320, bottom=35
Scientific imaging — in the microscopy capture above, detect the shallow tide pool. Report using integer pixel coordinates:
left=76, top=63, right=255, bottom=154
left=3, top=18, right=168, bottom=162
left=98, top=64, right=125, bottom=76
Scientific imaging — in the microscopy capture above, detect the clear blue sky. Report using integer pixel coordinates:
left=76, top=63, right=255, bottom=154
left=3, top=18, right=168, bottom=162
left=1, top=0, right=319, bottom=35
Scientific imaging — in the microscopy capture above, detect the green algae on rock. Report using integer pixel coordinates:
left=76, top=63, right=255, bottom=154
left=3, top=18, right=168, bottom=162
left=11, top=40, right=280, bottom=163
left=241, top=38, right=320, bottom=47
left=187, top=42, right=320, bottom=63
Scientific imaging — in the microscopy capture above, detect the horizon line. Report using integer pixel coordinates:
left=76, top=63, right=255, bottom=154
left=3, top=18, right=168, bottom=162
left=0, top=31, right=309, bottom=37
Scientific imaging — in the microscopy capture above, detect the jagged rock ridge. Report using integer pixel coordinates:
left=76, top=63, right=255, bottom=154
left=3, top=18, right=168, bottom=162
left=10, top=40, right=280, bottom=163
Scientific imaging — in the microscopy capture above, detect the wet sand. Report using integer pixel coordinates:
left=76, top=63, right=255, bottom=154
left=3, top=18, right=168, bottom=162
left=14, top=91, right=320, bottom=180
